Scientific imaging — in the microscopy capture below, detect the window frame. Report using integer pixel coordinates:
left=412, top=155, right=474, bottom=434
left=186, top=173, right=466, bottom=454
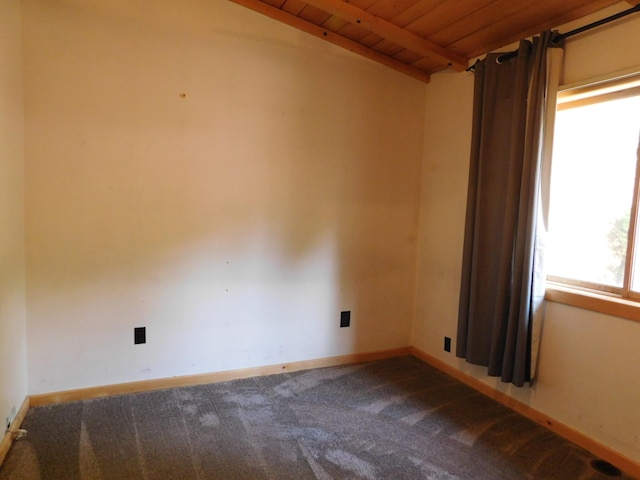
left=545, top=70, right=640, bottom=323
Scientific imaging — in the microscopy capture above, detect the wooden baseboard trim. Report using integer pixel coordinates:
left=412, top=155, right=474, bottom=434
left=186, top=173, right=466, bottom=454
left=408, top=346, right=640, bottom=479
left=30, top=347, right=411, bottom=407
left=0, top=396, right=30, bottom=468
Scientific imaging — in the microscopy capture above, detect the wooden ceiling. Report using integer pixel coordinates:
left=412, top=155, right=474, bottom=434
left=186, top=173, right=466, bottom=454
left=230, top=0, right=635, bottom=82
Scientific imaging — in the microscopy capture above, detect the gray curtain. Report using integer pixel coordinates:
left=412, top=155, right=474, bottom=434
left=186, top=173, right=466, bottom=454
left=456, top=32, right=561, bottom=387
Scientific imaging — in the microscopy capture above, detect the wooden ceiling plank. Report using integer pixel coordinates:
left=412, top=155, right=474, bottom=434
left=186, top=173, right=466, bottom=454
left=393, top=48, right=422, bottom=64
left=359, top=32, right=385, bottom=47
left=332, top=0, right=376, bottom=36
left=300, top=0, right=469, bottom=70
left=336, top=23, right=372, bottom=41
left=389, top=0, right=449, bottom=28
left=402, top=0, right=494, bottom=38
left=281, top=0, right=307, bottom=16
left=261, top=0, right=287, bottom=7
left=411, top=55, right=449, bottom=73
left=321, top=15, right=349, bottom=31
left=229, top=0, right=431, bottom=82
left=298, top=4, right=333, bottom=24
left=372, top=38, right=406, bottom=56
left=428, top=0, right=531, bottom=48
left=347, top=0, right=378, bottom=9
left=365, top=0, right=422, bottom=22
left=523, top=0, right=631, bottom=45
left=447, top=0, right=622, bottom=58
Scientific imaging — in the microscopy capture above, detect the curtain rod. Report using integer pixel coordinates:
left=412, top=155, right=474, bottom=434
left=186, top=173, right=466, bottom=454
left=554, top=3, right=640, bottom=44
left=467, top=4, right=640, bottom=72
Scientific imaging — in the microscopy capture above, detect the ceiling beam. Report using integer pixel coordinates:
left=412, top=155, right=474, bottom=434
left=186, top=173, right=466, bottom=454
left=229, top=0, right=431, bottom=83
left=301, top=0, right=468, bottom=71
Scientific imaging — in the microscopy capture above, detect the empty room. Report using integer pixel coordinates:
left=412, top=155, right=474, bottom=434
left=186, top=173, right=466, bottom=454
left=1, top=0, right=639, bottom=478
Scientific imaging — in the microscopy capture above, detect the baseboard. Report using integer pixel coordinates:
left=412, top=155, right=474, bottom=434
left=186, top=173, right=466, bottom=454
left=0, top=396, right=30, bottom=468
left=408, top=346, right=640, bottom=479
left=30, top=347, right=411, bottom=407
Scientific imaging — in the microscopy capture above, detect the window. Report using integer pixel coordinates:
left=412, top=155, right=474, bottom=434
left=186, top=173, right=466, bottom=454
left=547, top=74, right=640, bottom=303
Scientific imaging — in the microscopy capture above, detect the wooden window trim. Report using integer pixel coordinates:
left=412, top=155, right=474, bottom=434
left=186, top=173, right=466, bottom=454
left=548, top=72, right=640, bottom=317
left=545, top=282, right=640, bottom=323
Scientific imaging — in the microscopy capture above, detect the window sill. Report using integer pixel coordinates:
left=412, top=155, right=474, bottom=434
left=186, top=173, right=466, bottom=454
left=545, top=284, right=640, bottom=323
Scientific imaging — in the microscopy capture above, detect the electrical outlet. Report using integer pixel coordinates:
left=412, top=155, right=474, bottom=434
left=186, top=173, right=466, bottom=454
left=340, top=311, right=351, bottom=328
left=444, top=336, right=451, bottom=352
left=134, top=327, right=146, bottom=344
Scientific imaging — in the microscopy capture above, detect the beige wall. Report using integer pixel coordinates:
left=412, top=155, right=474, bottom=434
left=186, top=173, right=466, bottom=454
left=414, top=3, right=640, bottom=462
left=0, top=0, right=28, bottom=429
left=22, top=0, right=426, bottom=394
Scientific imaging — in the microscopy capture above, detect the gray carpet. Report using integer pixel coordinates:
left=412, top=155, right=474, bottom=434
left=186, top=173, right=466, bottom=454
left=0, top=356, right=633, bottom=479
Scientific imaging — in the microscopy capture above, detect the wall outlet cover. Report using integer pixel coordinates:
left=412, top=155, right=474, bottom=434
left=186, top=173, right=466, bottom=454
left=340, top=311, right=351, bottom=328
left=134, top=327, right=146, bottom=344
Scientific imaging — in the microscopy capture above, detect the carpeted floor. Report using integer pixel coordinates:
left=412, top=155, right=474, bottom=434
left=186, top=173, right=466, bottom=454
left=0, top=356, right=633, bottom=479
